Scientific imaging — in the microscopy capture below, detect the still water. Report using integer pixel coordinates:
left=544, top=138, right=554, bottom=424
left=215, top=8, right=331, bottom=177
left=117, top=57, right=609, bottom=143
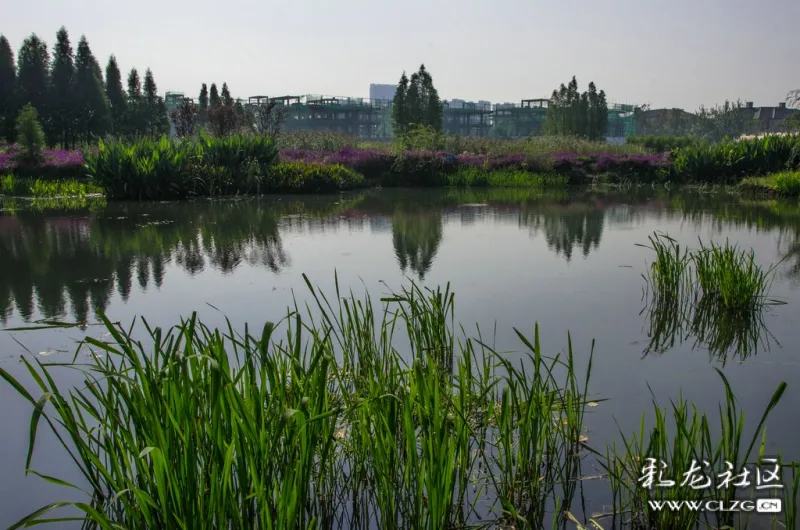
left=1, top=187, right=799, bottom=527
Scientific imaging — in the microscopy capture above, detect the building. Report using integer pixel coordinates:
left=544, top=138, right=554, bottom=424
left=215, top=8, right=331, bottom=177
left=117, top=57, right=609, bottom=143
left=369, top=84, right=398, bottom=104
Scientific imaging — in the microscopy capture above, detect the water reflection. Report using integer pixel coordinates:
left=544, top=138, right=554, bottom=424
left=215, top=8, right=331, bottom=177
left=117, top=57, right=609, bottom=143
left=640, top=290, right=779, bottom=365
left=1, top=188, right=800, bottom=326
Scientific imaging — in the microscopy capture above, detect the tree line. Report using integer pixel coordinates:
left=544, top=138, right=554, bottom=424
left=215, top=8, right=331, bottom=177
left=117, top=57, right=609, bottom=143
left=0, top=28, right=169, bottom=147
left=545, top=76, right=609, bottom=140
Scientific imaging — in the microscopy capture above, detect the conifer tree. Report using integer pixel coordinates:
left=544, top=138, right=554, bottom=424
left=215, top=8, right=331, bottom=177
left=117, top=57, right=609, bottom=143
left=105, top=55, right=127, bottom=136
left=391, top=72, right=408, bottom=135
left=545, top=76, right=609, bottom=139
left=209, top=83, right=220, bottom=108
left=126, top=67, right=143, bottom=136
left=73, top=35, right=110, bottom=143
left=198, top=83, right=209, bottom=125
left=49, top=27, right=75, bottom=147
left=142, top=68, right=168, bottom=136
left=0, top=35, right=17, bottom=142
left=221, top=82, right=233, bottom=107
left=16, top=34, right=50, bottom=139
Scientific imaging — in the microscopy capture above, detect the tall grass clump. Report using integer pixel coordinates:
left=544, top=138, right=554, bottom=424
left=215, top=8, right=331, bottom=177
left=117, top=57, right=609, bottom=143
left=774, top=170, right=800, bottom=196
left=693, top=238, right=777, bottom=313
left=1, top=275, right=596, bottom=529
left=636, top=232, right=692, bottom=304
left=670, top=134, right=800, bottom=183
left=603, top=369, right=787, bottom=529
left=86, top=132, right=278, bottom=200
left=638, top=232, right=784, bottom=362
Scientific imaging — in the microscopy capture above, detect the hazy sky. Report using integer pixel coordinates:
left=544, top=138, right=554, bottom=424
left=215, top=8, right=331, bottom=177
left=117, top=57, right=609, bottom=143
left=3, top=0, right=799, bottom=110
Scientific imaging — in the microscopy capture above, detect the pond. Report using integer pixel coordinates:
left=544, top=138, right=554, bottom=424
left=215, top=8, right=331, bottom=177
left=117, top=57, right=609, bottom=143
left=1, top=187, right=799, bottom=528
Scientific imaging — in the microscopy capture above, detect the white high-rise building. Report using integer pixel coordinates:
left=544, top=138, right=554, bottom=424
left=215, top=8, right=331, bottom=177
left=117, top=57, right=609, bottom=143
left=369, top=84, right=398, bottom=102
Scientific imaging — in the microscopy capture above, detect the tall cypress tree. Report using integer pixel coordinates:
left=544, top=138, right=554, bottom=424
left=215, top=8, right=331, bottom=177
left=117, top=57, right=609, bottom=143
left=419, top=65, right=443, bottom=132
left=209, top=83, right=220, bottom=108
left=73, top=35, right=110, bottom=143
left=0, top=35, right=17, bottom=142
left=586, top=82, right=599, bottom=140
left=105, top=55, right=127, bottom=136
left=142, top=69, right=168, bottom=136
left=16, top=34, right=50, bottom=139
left=126, top=68, right=143, bottom=137
left=49, top=27, right=75, bottom=148
left=220, top=82, right=233, bottom=107
left=597, top=90, right=608, bottom=138
left=391, top=72, right=408, bottom=135
left=198, top=83, right=209, bottom=125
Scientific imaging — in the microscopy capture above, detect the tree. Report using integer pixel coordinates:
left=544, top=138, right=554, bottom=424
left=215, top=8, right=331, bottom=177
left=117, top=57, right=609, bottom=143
left=198, top=83, right=208, bottom=125
left=73, top=35, right=110, bottom=143
left=126, top=67, right=144, bottom=137
left=16, top=34, right=50, bottom=138
left=391, top=72, right=409, bottom=135
left=545, top=76, right=608, bottom=139
left=221, top=82, right=233, bottom=107
left=15, top=103, right=46, bottom=164
left=142, top=68, right=168, bottom=136
left=207, top=103, right=238, bottom=137
left=391, top=65, right=443, bottom=135
left=49, top=27, right=75, bottom=148
left=252, top=98, right=286, bottom=138
left=209, top=83, right=220, bottom=108
left=0, top=35, right=17, bottom=142
left=169, top=98, right=198, bottom=137
left=105, top=55, right=127, bottom=136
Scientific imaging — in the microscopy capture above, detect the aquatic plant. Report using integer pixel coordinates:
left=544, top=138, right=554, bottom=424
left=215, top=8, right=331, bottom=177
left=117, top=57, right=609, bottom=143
left=603, top=369, right=787, bottom=529
left=670, top=134, right=800, bottom=183
left=85, top=133, right=278, bottom=199
left=0, top=174, right=102, bottom=197
left=0, top=276, right=597, bottom=529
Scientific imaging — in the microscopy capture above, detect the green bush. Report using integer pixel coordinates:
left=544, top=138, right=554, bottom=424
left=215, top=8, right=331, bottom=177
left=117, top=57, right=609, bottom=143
left=14, top=104, right=46, bottom=165
left=774, top=171, right=800, bottom=196
left=85, top=132, right=278, bottom=200
left=267, top=162, right=365, bottom=192
left=670, top=134, right=800, bottom=183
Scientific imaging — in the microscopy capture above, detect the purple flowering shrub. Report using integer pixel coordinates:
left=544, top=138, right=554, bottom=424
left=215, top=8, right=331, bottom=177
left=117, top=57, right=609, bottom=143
left=552, top=151, right=671, bottom=181
left=0, top=145, right=88, bottom=178
left=278, top=147, right=555, bottom=184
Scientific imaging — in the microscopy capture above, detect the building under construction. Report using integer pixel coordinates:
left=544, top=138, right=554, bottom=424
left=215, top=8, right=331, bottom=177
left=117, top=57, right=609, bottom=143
left=164, top=90, right=639, bottom=140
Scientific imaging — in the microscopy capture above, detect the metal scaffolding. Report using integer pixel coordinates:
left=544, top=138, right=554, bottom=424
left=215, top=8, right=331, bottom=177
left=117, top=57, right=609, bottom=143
left=165, top=90, right=639, bottom=140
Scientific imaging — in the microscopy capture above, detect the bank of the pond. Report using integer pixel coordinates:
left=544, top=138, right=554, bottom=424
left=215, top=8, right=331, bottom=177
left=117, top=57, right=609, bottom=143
left=2, top=132, right=799, bottom=200
left=740, top=171, right=800, bottom=197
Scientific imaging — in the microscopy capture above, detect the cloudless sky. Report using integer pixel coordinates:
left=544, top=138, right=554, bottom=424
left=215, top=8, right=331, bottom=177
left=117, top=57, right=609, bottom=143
left=3, top=0, right=799, bottom=110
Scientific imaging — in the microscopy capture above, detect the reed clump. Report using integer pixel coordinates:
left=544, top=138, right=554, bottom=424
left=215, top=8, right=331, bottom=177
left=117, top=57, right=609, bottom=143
left=1, top=276, right=595, bottom=529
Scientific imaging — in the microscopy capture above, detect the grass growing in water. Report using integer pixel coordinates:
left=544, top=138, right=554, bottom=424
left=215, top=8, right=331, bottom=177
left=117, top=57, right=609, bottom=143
left=446, top=167, right=568, bottom=188
left=1, top=276, right=596, bottom=529
left=603, top=369, right=788, bottom=529
left=638, top=232, right=784, bottom=362
left=0, top=174, right=103, bottom=197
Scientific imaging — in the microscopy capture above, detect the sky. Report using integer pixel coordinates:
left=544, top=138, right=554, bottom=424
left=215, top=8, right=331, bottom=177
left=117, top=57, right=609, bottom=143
left=2, top=0, right=799, bottom=111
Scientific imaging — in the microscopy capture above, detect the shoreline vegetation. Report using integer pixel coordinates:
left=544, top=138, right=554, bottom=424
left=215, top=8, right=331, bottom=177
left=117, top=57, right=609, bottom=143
left=1, top=270, right=796, bottom=529
left=1, top=131, right=799, bottom=201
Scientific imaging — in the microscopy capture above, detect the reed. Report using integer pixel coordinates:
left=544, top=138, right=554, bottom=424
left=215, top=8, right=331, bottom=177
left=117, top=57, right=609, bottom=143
left=1, top=275, right=595, bottom=529
left=602, top=370, right=787, bottom=529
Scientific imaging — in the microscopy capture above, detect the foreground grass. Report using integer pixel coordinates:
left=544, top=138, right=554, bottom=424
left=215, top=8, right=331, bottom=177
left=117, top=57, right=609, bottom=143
left=0, top=174, right=103, bottom=197
left=1, top=275, right=796, bottom=529
left=740, top=171, right=800, bottom=197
